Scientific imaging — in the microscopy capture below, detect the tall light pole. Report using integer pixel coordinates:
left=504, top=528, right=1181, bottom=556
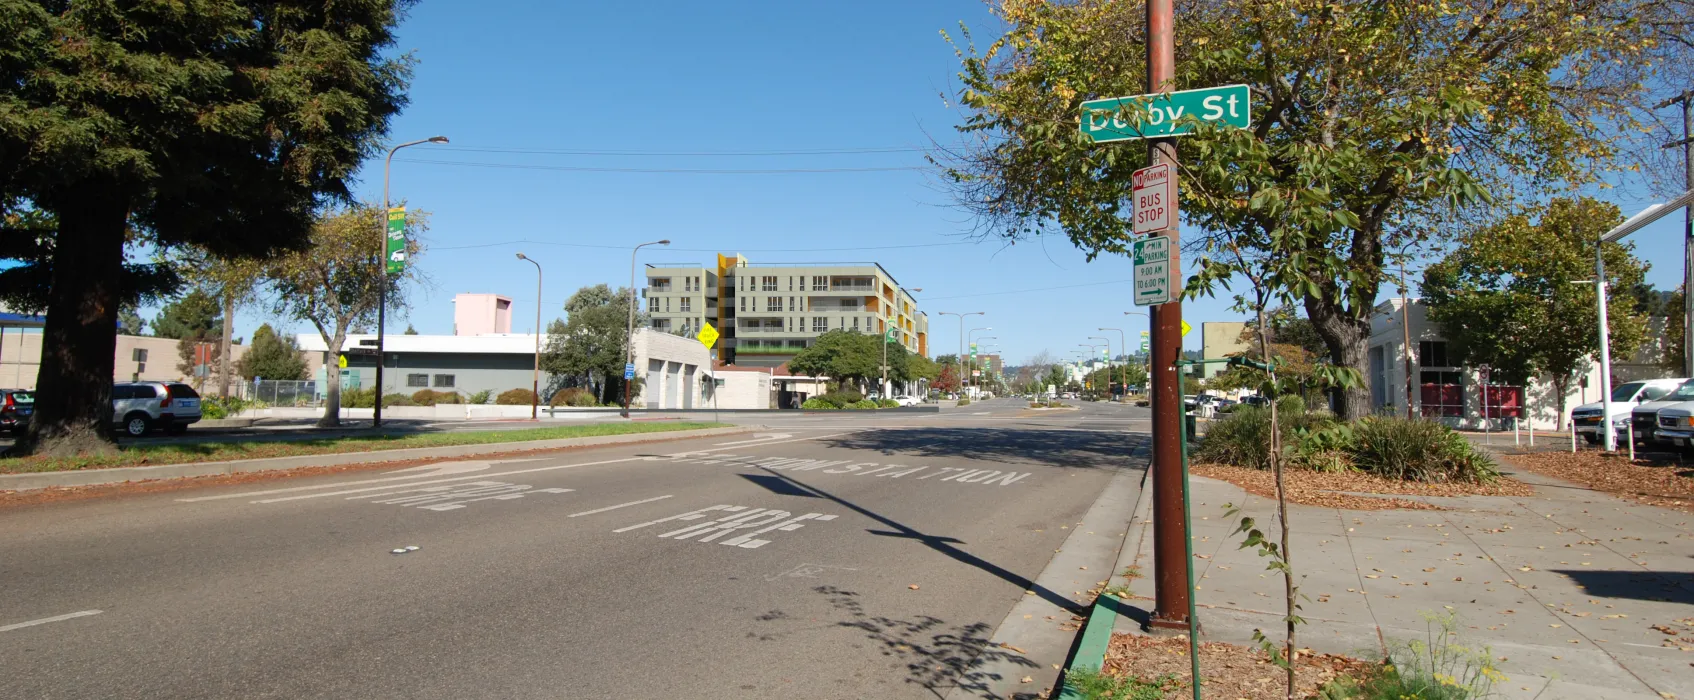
left=622, top=239, right=671, bottom=418
left=516, top=253, right=543, bottom=420
left=938, top=312, right=983, bottom=398
left=1080, top=343, right=1105, bottom=395
left=1100, top=328, right=1127, bottom=399
left=373, top=135, right=448, bottom=429
left=1093, top=333, right=1121, bottom=397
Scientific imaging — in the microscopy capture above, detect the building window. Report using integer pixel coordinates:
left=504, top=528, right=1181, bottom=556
left=788, top=296, right=795, bottom=311
left=407, top=373, right=429, bottom=387
left=740, top=296, right=746, bottom=312
left=810, top=276, right=824, bottom=291
left=648, top=277, right=671, bottom=292
left=648, top=297, right=659, bottom=313
left=852, top=316, right=859, bottom=331
left=767, top=297, right=780, bottom=312
left=1418, top=341, right=1449, bottom=367
left=680, top=297, right=692, bottom=312
left=762, top=275, right=777, bottom=291
left=813, top=317, right=826, bottom=332
left=1419, top=370, right=1463, bottom=418
left=433, top=374, right=455, bottom=388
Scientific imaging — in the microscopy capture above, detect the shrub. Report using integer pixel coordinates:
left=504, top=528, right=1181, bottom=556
left=1338, top=612, right=1504, bottom=699
left=410, top=389, right=462, bottom=406
left=201, top=395, right=256, bottom=420
left=956, top=398, right=970, bottom=406
left=1029, top=401, right=1043, bottom=408
left=339, top=387, right=377, bottom=408
left=1349, top=416, right=1498, bottom=483
left=801, top=397, right=838, bottom=410
left=1196, top=396, right=1335, bottom=470
left=848, top=399, right=878, bottom=409
left=550, top=387, right=599, bottom=407
left=496, top=388, right=537, bottom=406
left=820, top=389, right=863, bottom=406
left=381, top=393, right=415, bottom=407
left=468, top=389, right=493, bottom=404
left=876, top=398, right=899, bottom=408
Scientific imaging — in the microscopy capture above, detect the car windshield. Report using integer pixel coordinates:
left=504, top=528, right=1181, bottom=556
left=10, top=391, right=32, bottom=403
left=1663, top=381, right=1694, bottom=402
left=1610, top=382, right=1644, bottom=402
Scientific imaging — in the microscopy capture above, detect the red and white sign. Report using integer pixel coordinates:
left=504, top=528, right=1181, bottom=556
left=1131, top=163, right=1176, bottom=234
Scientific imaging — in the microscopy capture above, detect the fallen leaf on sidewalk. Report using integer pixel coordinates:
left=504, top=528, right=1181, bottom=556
left=908, top=584, right=920, bottom=590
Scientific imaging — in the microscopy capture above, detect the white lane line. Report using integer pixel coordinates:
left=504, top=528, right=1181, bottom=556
left=1, top=610, right=103, bottom=633
left=568, top=495, right=674, bottom=518
left=684, top=431, right=859, bottom=454
left=250, top=456, right=646, bottom=504
left=712, top=433, right=794, bottom=446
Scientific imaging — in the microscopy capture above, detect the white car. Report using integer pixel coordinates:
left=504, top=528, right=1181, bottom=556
left=1569, top=378, right=1684, bottom=445
left=1633, top=379, right=1694, bottom=447
left=892, top=395, right=919, bottom=407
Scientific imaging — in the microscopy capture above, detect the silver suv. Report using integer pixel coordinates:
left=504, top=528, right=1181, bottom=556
left=111, top=382, right=203, bottom=437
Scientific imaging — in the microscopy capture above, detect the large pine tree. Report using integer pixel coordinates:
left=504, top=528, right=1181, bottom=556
left=0, top=1, right=414, bottom=454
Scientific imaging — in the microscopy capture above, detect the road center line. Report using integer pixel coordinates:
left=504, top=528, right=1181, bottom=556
left=568, top=495, right=674, bottom=518
left=1, top=610, right=103, bottom=633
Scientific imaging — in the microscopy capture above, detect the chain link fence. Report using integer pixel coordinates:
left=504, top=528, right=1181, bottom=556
left=251, top=379, right=320, bottom=407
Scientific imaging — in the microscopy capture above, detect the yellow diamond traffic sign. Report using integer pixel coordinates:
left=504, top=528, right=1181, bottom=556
left=1180, top=320, right=1192, bottom=337
left=338, top=354, right=348, bottom=369
left=696, top=322, right=720, bottom=350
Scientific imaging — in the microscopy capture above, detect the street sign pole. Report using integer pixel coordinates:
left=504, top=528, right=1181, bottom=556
left=1144, top=0, right=1193, bottom=638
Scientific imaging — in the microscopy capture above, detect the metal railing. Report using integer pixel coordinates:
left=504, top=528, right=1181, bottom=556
left=252, top=379, right=321, bottom=407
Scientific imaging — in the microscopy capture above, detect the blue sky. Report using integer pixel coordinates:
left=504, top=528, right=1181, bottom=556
left=208, top=0, right=1687, bottom=366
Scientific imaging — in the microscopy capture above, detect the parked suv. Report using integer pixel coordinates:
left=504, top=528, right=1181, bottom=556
left=1630, top=379, right=1694, bottom=447
left=111, top=382, right=202, bottom=437
left=1, top=389, right=32, bottom=435
left=1570, top=378, right=1685, bottom=445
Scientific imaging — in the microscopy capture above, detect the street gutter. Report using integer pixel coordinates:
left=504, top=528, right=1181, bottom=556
left=0, top=425, right=755, bottom=492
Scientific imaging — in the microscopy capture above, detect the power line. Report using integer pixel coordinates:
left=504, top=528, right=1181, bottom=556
left=430, top=146, right=926, bottom=157
left=920, top=278, right=1134, bottom=301
left=393, top=158, right=925, bottom=174
left=431, top=239, right=973, bottom=253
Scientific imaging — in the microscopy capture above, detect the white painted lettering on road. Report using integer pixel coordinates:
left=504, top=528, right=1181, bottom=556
left=654, top=454, right=1032, bottom=487
left=345, top=481, right=572, bottom=511
left=567, top=495, right=674, bottom=518
left=615, top=505, right=838, bottom=549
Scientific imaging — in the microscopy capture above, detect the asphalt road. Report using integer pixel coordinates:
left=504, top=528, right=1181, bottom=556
left=0, top=398, right=1150, bottom=699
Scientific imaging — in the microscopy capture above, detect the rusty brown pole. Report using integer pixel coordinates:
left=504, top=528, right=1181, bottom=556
left=1146, top=0, right=1190, bottom=631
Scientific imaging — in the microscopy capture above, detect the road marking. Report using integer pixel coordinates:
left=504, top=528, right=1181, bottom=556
left=1, top=610, right=103, bottom=633
left=615, top=504, right=838, bottom=549
left=765, top=563, right=858, bottom=581
left=345, top=481, right=572, bottom=511
left=568, top=494, right=673, bottom=518
left=681, top=431, right=859, bottom=454
left=711, top=432, right=794, bottom=446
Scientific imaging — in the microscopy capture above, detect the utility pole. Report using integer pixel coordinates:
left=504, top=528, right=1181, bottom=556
left=1145, top=0, right=1189, bottom=632
left=1656, top=90, right=1694, bottom=377
left=374, top=135, right=448, bottom=428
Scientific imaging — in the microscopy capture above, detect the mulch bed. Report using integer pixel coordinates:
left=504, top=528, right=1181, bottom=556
left=1101, top=634, right=1375, bottom=699
left=1501, top=451, right=1694, bottom=514
left=1192, top=463, right=1533, bottom=511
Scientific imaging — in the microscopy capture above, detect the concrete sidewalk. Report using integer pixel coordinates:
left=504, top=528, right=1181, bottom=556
left=1109, top=461, right=1694, bottom=699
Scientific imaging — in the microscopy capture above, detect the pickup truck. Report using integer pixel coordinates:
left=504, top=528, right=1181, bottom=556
left=1629, top=379, right=1694, bottom=447
left=1569, top=378, right=1684, bottom=445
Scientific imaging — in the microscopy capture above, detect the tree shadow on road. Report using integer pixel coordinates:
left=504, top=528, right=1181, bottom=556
left=815, top=585, right=1042, bottom=700
left=1553, top=569, right=1694, bottom=606
left=819, top=428, right=1148, bottom=470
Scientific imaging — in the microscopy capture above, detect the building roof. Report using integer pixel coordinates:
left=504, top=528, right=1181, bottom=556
left=297, top=333, right=539, bottom=355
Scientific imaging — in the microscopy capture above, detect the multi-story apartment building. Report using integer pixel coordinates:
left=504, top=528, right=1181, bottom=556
left=642, top=254, right=927, bottom=368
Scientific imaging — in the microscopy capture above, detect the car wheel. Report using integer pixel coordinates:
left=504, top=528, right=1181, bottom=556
left=123, top=413, right=152, bottom=437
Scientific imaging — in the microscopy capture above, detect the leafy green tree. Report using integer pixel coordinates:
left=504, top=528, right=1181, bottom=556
left=788, top=330, right=886, bottom=391
left=404, top=324, right=420, bottom=335
left=1, top=0, right=413, bottom=454
left=1664, top=289, right=1686, bottom=373
left=940, top=0, right=1687, bottom=420
left=542, top=285, right=643, bottom=405
left=117, top=305, right=148, bottom=337
left=266, top=204, right=427, bottom=427
left=151, top=289, right=224, bottom=340
left=1421, top=197, right=1649, bottom=424
left=236, top=324, right=309, bottom=382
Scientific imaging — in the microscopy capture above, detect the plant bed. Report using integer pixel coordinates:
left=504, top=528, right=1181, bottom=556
left=1501, top=451, right=1694, bottom=514
left=1090, top=634, right=1373, bottom=700
left=1191, top=462, right=1533, bottom=511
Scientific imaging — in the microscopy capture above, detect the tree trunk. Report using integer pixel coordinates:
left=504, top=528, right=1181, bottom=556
left=1305, top=298, right=1373, bottom=420
left=1552, top=374, right=1568, bottom=431
left=19, top=192, right=130, bottom=456
left=219, top=290, right=235, bottom=398
left=318, top=328, right=346, bottom=427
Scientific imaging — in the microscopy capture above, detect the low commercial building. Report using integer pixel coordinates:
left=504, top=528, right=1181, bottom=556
left=2, top=309, right=249, bottom=390
left=1200, top=321, right=1249, bottom=379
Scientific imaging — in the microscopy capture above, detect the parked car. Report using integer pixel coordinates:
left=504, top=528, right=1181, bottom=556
left=892, top=395, right=919, bottom=407
left=111, top=382, right=203, bottom=437
left=1630, top=379, right=1694, bottom=447
left=1569, top=378, right=1684, bottom=445
left=1, top=388, right=33, bottom=435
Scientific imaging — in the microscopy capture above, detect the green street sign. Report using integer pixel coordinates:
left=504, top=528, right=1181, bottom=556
left=1133, top=235, right=1172, bottom=306
left=385, top=207, right=407, bottom=275
left=1080, top=84, right=1251, bottom=142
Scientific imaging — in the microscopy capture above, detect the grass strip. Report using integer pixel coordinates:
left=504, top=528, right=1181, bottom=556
left=0, top=422, right=731, bottom=475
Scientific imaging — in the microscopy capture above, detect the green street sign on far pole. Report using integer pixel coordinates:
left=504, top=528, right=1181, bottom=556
left=385, top=207, right=407, bottom=275
left=1080, top=84, right=1251, bottom=142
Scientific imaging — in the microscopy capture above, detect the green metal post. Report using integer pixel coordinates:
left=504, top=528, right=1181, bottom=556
left=1174, top=359, right=1201, bottom=700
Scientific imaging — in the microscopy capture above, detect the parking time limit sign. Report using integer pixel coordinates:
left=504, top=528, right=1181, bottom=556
left=1132, top=163, right=1174, bottom=234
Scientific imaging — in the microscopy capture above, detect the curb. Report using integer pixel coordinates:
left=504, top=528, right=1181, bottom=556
left=1105, top=445, right=1155, bottom=604
left=1057, top=594, right=1126, bottom=699
left=0, top=425, right=756, bottom=492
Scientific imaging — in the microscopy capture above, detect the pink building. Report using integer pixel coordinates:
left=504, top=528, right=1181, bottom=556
left=452, top=294, right=512, bottom=336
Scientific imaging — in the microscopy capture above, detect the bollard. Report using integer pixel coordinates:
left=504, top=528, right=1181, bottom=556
left=1571, top=418, right=1578, bottom=453
left=1514, top=417, right=1520, bottom=446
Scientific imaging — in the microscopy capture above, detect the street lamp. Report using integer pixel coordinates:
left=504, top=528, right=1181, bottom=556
left=516, top=253, right=543, bottom=420
left=621, top=239, right=671, bottom=418
left=373, top=135, right=448, bottom=428
left=938, top=312, right=984, bottom=399
left=968, top=328, right=993, bottom=397
left=1099, top=327, right=1127, bottom=399
left=1080, top=342, right=1106, bottom=395
left=1090, top=334, right=1114, bottom=397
